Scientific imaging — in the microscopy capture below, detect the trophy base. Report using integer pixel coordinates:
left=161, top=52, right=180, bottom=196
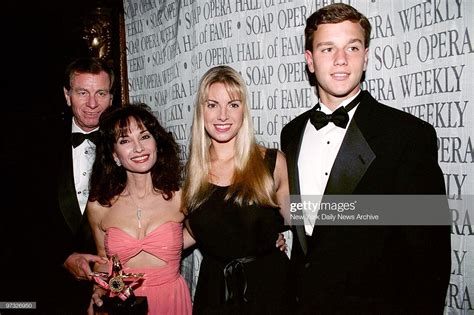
left=93, top=295, right=148, bottom=315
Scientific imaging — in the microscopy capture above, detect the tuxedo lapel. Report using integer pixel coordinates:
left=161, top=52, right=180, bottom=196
left=324, top=118, right=375, bottom=194
left=57, top=127, right=82, bottom=235
left=285, top=128, right=303, bottom=194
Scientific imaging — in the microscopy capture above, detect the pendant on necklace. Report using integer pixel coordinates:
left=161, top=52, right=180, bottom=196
left=137, top=208, right=142, bottom=229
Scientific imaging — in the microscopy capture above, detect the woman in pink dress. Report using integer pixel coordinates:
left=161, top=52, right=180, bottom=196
left=87, top=104, right=192, bottom=315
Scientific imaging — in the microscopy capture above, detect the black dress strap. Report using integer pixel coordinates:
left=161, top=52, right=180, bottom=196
left=264, top=148, right=277, bottom=176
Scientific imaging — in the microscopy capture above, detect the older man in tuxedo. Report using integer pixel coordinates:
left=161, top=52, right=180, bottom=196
left=39, top=57, right=113, bottom=314
left=280, top=4, right=451, bottom=314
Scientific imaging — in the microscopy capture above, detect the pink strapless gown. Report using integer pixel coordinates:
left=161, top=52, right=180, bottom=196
left=105, top=221, right=192, bottom=315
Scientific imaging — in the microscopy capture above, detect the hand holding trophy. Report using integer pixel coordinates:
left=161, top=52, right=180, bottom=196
left=91, top=255, right=148, bottom=314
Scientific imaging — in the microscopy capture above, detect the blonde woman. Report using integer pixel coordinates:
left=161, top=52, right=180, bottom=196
left=182, top=65, right=293, bottom=314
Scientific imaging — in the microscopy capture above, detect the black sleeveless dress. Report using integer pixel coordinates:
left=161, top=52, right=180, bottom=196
left=187, top=149, right=292, bottom=314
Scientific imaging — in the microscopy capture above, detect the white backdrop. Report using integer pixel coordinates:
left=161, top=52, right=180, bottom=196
left=123, top=0, right=473, bottom=313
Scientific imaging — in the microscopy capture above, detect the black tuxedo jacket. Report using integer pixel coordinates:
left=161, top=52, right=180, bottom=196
left=41, top=116, right=97, bottom=314
left=281, top=91, right=451, bottom=314
left=0, top=113, right=95, bottom=313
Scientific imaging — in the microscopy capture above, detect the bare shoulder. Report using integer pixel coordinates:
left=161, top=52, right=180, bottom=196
left=275, top=149, right=286, bottom=161
left=169, top=189, right=183, bottom=208
left=173, top=189, right=182, bottom=199
left=87, top=200, right=104, bottom=214
left=259, top=145, right=285, bottom=158
left=86, top=200, right=109, bottom=222
left=275, top=149, right=288, bottom=169
left=168, top=189, right=185, bottom=220
left=272, top=149, right=288, bottom=185
left=258, top=146, right=287, bottom=170
left=273, top=149, right=289, bottom=201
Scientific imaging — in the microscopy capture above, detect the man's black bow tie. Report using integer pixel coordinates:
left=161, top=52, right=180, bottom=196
left=71, top=131, right=99, bottom=148
left=310, top=93, right=362, bottom=130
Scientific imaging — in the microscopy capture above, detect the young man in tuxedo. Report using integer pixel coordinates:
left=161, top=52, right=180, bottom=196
left=40, top=57, right=113, bottom=313
left=280, top=4, right=451, bottom=314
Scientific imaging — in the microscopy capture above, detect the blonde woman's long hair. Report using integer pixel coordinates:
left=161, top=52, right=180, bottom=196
left=182, top=65, right=278, bottom=213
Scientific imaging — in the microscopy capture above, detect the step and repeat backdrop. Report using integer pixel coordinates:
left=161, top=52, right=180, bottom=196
left=123, top=0, right=473, bottom=313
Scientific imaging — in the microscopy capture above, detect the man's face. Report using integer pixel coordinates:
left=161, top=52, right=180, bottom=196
left=64, top=71, right=113, bottom=132
left=305, top=20, right=368, bottom=108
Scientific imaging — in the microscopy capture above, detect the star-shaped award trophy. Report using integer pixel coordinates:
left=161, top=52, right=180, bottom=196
left=91, top=255, right=148, bottom=314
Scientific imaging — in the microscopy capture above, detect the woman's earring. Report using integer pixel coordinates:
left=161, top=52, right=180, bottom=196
left=114, top=158, right=121, bottom=167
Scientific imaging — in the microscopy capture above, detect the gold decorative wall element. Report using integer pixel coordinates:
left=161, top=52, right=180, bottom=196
left=83, top=7, right=112, bottom=61
left=82, top=1, right=129, bottom=105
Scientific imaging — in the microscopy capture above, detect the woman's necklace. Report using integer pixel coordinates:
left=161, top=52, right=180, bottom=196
left=128, top=192, right=143, bottom=229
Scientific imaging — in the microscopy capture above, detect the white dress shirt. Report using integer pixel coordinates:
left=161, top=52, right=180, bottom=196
left=298, top=92, right=360, bottom=236
left=71, top=120, right=98, bottom=214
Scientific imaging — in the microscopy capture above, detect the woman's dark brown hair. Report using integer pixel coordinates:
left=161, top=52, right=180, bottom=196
left=89, top=103, right=181, bottom=207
